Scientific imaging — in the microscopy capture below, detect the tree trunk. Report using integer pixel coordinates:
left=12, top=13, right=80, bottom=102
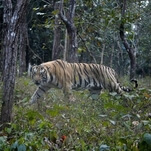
left=109, top=44, right=114, bottom=68
left=0, top=8, right=2, bottom=73
left=117, top=39, right=124, bottom=75
left=120, top=24, right=136, bottom=80
left=63, top=29, right=68, bottom=61
left=59, top=0, right=78, bottom=62
left=52, top=2, right=62, bottom=60
left=0, top=0, right=28, bottom=129
left=100, top=44, right=105, bottom=64
left=18, top=8, right=28, bottom=76
left=119, top=0, right=136, bottom=79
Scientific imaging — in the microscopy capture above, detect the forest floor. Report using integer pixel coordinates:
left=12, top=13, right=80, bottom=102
left=0, top=76, right=151, bottom=151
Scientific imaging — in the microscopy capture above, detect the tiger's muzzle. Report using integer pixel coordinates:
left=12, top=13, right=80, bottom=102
left=35, top=81, right=41, bottom=85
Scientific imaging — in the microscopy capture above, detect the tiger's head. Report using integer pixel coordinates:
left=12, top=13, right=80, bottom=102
left=30, top=65, right=48, bottom=86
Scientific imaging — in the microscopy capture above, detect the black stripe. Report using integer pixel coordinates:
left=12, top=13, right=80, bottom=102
left=89, top=64, right=99, bottom=86
left=99, top=65, right=106, bottom=88
left=73, top=64, right=78, bottom=86
left=46, top=66, right=53, bottom=82
left=93, top=78, right=97, bottom=87
left=104, top=67, right=112, bottom=90
left=77, top=63, right=83, bottom=75
left=84, top=79, right=89, bottom=87
left=56, top=61, right=67, bottom=83
left=39, top=87, right=45, bottom=92
left=50, top=73, right=53, bottom=82
left=56, top=60, right=64, bottom=69
left=78, top=72, right=82, bottom=86
left=88, top=64, right=95, bottom=76
left=83, top=64, right=89, bottom=75
left=83, top=64, right=91, bottom=84
left=92, top=64, right=100, bottom=76
left=87, top=76, right=90, bottom=84
left=89, top=64, right=99, bottom=77
left=74, top=74, right=77, bottom=86
left=36, top=92, right=41, bottom=98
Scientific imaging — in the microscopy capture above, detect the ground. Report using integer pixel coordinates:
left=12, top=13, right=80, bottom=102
left=0, top=76, right=151, bottom=151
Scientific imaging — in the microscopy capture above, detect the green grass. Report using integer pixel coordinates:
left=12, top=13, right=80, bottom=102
left=0, top=76, right=151, bottom=151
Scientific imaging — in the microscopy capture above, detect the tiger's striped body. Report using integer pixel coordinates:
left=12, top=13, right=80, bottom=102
left=30, top=59, right=137, bottom=104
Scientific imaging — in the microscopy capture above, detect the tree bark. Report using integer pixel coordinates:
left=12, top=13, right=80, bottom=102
left=63, top=29, right=68, bottom=61
left=59, top=0, right=78, bottom=62
left=117, top=39, right=124, bottom=75
left=18, top=7, right=28, bottom=76
left=109, top=44, right=114, bottom=68
left=52, top=2, right=62, bottom=60
left=0, top=8, right=2, bottom=73
left=0, top=0, right=28, bottom=129
left=100, top=44, right=105, bottom=65
left=119, top=0, right=136, bottom=79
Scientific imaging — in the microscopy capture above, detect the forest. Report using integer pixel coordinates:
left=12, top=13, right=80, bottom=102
left=0, top=0, right=151, bottom=150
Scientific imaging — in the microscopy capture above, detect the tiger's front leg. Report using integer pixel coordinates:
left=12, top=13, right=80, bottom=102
left=30, top=86, right=50, bottom=104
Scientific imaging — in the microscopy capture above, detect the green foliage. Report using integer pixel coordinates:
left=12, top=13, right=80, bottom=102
left=26, top=0, right=151, bottom=76
left=0, top=77, right=151, bottom=150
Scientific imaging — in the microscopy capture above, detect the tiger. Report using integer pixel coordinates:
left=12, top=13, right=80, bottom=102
left=29, top=59, right=138, bottom=104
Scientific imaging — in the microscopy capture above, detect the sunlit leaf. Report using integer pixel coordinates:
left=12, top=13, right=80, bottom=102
left=142, top=120, right=150, bottom=126
left=99, top=114, right=108, bottom=118
left=109, top=120, right=116, bottom=125
left=100, top=144, right=110, bottom=151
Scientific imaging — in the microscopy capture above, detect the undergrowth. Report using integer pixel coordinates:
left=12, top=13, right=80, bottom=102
left=0, top=76, right=151, bottom=151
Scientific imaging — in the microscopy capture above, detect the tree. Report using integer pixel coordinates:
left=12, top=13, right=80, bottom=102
left=119, top=0, right=137, bottom=79
left=13, top=0, right=150, bottom=77
left=59, top=0, right=78, bottom=62
left=18, top=4, right=28, bottom=76
left=52, top=1, right=63, bottom=60
left=136, top=1, right=151, bottom=76
left=0, top=1, right=3, bottom=73
left=0, top=0, right=29, bottom=129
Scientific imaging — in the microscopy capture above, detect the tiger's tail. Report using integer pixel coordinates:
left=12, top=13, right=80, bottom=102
left=121, top=79, right=138, bottom=92
left=131, top=79, right=138, bottom=88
